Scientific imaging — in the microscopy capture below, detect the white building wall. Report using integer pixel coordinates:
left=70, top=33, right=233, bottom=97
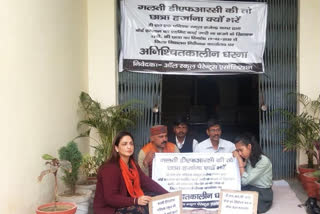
left=87, top=0, right=117, bottom=107
left=1, top=0, right=88, bottom=213
left=1, top=0, right=320, bottom=213
left=298, top=0, right=320, bottom=165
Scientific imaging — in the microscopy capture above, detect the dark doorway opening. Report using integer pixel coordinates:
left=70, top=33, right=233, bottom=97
left=162, top=75, right=259, bottom=143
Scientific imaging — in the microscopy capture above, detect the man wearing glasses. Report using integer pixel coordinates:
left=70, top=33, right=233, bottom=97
left=194, top=119, right=235, bottom=153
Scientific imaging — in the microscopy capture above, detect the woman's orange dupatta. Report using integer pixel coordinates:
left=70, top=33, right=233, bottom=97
left=119, top=158, right=144, bottom=198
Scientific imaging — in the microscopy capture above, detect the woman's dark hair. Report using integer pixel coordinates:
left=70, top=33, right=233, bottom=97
left=234, top=133, right=262, bottom=168
left=107, top=131, right=135, bottom=164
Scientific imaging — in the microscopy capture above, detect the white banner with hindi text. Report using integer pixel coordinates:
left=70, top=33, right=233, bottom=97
left=152, top=153, right=241, bottom=211
left=120, top=0, right=267, bottom=74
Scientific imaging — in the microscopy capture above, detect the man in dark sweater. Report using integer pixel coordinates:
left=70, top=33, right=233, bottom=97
left=168, top=118, right=198, bottom=153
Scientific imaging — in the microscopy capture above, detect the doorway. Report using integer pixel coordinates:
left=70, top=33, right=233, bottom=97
left=118, top=0, right=298, bottom=179
left=162, top=75, right=259, bottom=143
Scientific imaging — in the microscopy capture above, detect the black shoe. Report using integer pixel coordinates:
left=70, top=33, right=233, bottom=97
left=305, top=197, right=320, bottom=214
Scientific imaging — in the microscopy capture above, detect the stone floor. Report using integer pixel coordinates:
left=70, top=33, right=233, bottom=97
left=286, top=177, right=308, bottom=204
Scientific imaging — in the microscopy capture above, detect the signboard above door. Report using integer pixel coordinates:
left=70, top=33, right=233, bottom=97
left=119, top=0, right=267, bottom=75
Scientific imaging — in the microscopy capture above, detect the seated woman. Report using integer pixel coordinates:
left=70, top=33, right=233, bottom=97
left=94, top=131, right=168, bottom=214
left=233, top=133, right=273, bottom=213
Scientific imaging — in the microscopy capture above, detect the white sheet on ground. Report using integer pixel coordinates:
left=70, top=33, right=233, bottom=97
left=266, top=180, right=306, bottom=214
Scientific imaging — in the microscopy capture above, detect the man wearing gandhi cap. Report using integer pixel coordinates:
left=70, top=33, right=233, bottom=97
left=138, top=125, right=179, bottom=177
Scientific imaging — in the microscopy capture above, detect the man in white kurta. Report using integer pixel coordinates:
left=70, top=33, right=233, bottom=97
left=194, top=119, right=235, bottom=153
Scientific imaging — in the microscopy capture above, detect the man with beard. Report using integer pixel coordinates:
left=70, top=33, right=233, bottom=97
left=194, top=119, right=235, bottom=153
left=138, top=125, right=179, bottom=177
left=168, top=118, right=198, bottom=153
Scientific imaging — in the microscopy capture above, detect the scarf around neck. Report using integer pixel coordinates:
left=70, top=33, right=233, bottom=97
left=119, top=158, right=144, bottom=198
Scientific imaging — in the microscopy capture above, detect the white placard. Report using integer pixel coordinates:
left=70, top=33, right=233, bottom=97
left=218, top=190, right=258, bottom=214
left=120, top=0, right=267, bottom=74
left=152, top=153, right=241, bottom=211
left=149, top=191, right=183, bottom=214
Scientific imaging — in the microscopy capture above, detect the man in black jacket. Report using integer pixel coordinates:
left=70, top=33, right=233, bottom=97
left=168, top=118, right=198, bottom=153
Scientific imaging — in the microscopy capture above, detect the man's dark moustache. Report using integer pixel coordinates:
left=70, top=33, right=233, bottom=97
left=161, top=141, right=167, bottom=144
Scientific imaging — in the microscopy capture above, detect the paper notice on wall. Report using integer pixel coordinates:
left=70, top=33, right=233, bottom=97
left=152, top=153, right=241, bottom=211
left=120, top=0, right=267, bottom=74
